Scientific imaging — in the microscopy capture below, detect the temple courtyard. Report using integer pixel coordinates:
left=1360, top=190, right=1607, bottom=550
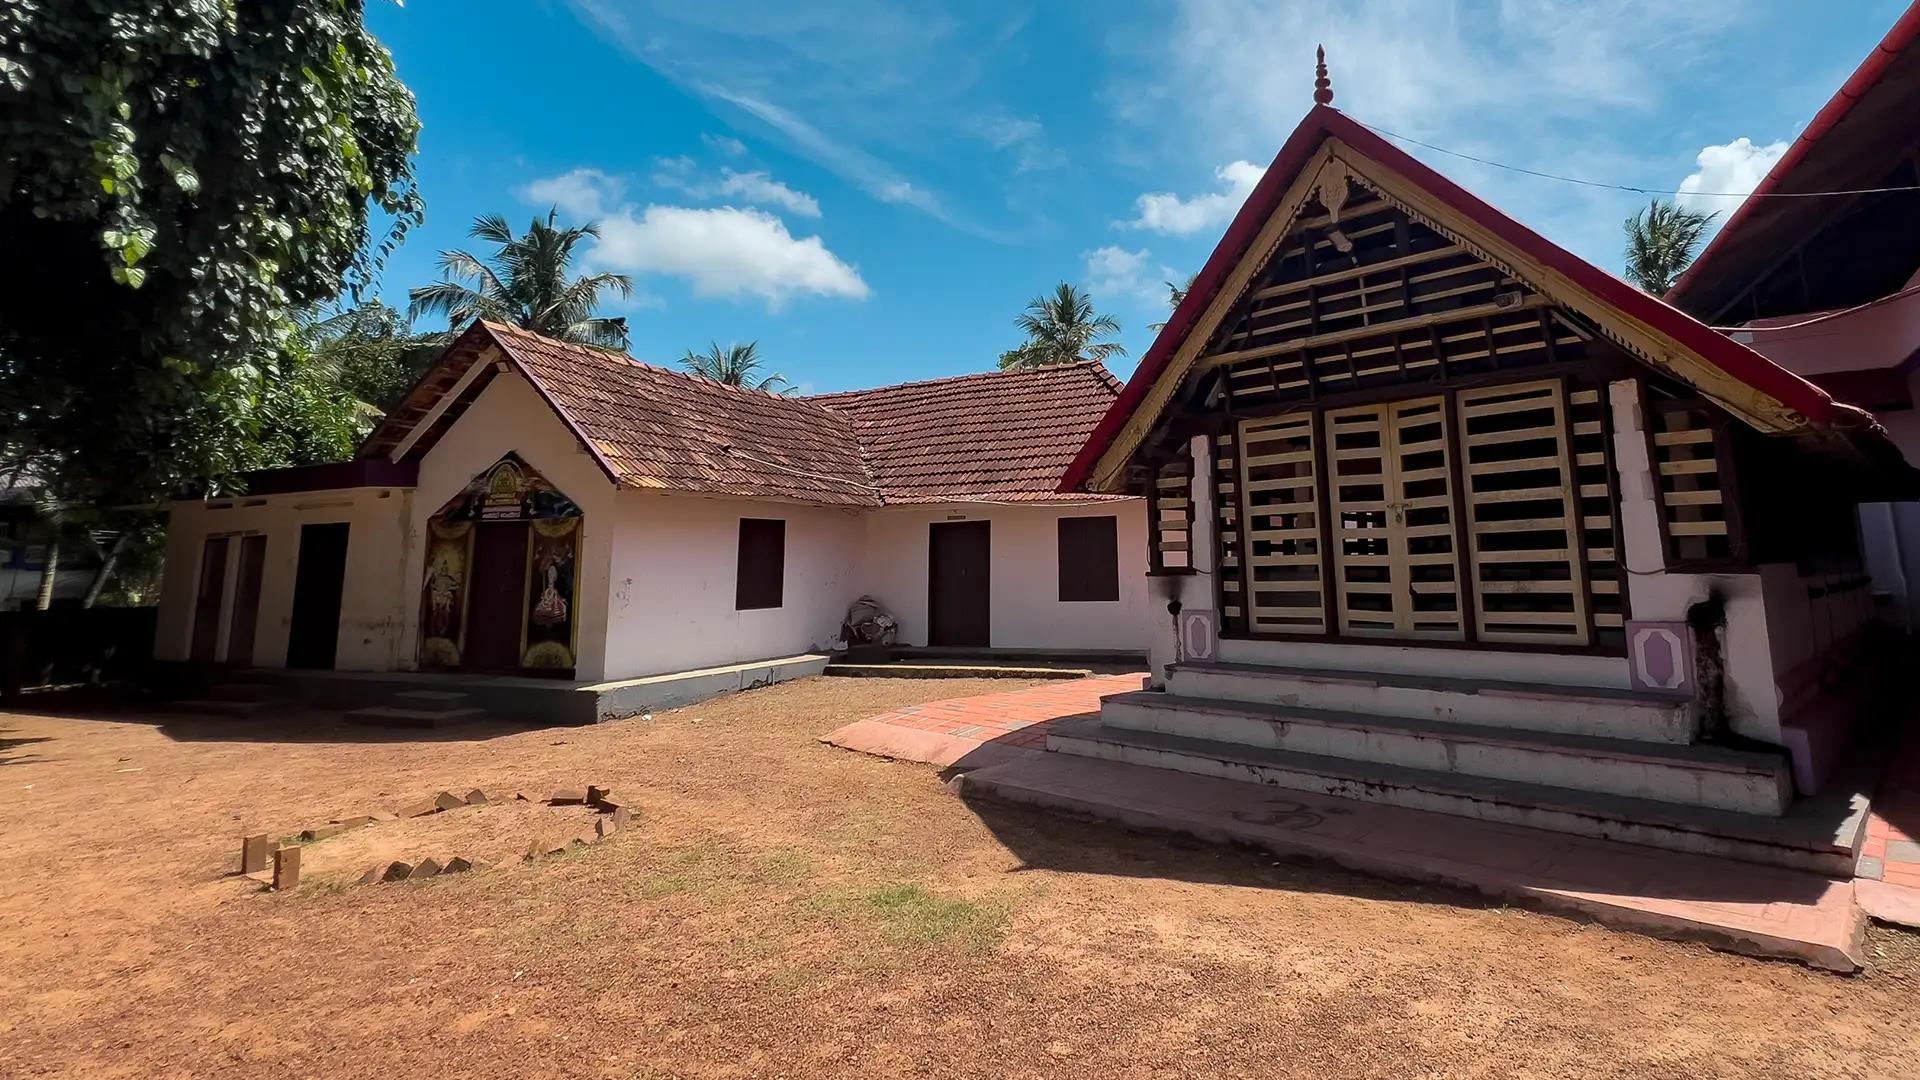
left=3, top=676, right=1919, bottom=1079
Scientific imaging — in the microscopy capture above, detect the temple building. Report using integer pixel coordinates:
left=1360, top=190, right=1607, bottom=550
left=1056, top=61, right=1915, bottom=870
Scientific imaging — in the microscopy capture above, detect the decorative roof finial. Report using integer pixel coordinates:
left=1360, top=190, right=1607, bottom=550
left=1313, top=45, right=1334, bottom=107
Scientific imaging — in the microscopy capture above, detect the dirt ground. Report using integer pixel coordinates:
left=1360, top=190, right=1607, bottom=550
left=2, top=677, right=1917, bottom=1079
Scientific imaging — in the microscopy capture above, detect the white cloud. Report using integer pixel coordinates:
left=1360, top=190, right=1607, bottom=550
left=591, top=205, right=869, bottom=309
left=1084, top=245, right=1179, bottom=308
left=1125, top=160, right=1265, bottom=235
left=1677, top=137, right=1788, bottom=215
left=974, top=114, right=1066, bottom=172
left=519, top=168, right=625, bottom=218
left=1114, top=2, right=1742, bottom=267
left=713, top=169, right=821, bottom=217
left=654, top=157, right=822, bottom=217
left=564, top=1, right=1025, bottom=240
left=701, top=132, right=748, bottom=156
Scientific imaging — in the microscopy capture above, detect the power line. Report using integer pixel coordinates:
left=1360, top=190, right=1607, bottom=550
left=1355, top=118, right=1920, bottom=200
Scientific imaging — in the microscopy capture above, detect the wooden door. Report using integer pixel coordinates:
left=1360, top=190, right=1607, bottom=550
left=189, top=537, right=229, bottom=663
left=928, top=521, right=991, bottom=647
left=463, top=521, right=530, bottom=670
left=286, top=523, right=350, bottom=669
left=1325, top=396, right=1465, bottom=639
left=1455, top=380, right=1590, bottom=645
left=224, top=534, right=268, bottom=666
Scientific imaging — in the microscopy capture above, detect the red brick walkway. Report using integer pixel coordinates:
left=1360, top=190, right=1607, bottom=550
left=820, top=674, right=1146, bottom=768
left=1857, top=729, right=1920, bottom=925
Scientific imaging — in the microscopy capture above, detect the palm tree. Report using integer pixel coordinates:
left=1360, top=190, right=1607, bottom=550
left=1623, top=199, right=1716, bottom=297
left=1148, top=273, right=1199, bottom=333
left=681, top=341, right=792, bottom=394
left=998, top=283, right=1126, bottom=370
left=409, top=210, right=633, bottom=347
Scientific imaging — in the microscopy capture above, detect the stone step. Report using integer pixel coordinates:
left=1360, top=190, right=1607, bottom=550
left=1046, top=719, right=1859, bottom=874
left=1096, top=691, right=1792, bottom=816
left=170, top=697, right=289, bottom=717
left=953, top=752, right=1863, bottom=971
left=392, top=689, right=473, bottom=704
left=1166, top=660, right=1691, bottom=744
left=824, top=663, right=1092, bottom=680
left=342, top=706, right=487, bottom=730
left=1045, top=718, right=1859, bottom=874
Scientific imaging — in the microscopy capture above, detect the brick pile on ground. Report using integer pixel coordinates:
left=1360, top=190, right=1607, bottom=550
left=244, top=785, right=636, bottom=890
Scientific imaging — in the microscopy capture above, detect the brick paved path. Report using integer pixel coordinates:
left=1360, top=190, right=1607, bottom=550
left=821, top=674, right=1145, bottom=767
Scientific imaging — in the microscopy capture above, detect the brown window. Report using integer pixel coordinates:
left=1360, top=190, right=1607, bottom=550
left=1058, top=516, right=1119, bottom=602
left=736, top=518, right=786, bottom=610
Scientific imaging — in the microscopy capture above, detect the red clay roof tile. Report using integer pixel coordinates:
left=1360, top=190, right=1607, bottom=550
left=360, top=323, right=1126, bottom=507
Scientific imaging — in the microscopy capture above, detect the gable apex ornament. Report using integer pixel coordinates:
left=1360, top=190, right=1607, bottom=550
left=1313, top=45, right=1334, bottom=106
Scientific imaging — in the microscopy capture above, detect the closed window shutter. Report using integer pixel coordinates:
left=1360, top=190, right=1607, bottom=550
left=1057, top=516, right=1119, bottom=602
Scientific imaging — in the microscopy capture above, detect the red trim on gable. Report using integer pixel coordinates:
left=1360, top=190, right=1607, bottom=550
left=1668, top=2, right=1920, bottom=307
left=1060, top=106, right=1844, bottom=492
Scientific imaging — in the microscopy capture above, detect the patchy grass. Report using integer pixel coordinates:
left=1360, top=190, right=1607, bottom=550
left=804, top=883, right=1013, bottom=955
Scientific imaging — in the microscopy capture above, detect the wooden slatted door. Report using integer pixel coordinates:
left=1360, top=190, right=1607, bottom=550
left=1234, top=413, right=1326, bottom=635
left=1324, top=397, right=1466, bottom=639
left=1455, top=381, right=1591, bottom=645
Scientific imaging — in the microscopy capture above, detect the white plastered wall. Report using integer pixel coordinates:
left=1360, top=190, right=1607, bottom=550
left=859, top=501, right=1153, bottom=651
left=153, top=486, right=414, bottom=669
left=399, top=370, right=620, bottom=681
left=1608, top=378, right=1869, bottom=749
left=601, top=492, right=866, bottom=679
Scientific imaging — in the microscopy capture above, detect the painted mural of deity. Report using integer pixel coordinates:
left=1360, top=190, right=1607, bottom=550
left=419, top=519, right=473, bottom=666
left=521, top=517, right=579, bottom=670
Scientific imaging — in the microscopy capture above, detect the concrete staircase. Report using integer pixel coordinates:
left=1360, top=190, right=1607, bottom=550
left=1046, top=660, right=1866, bottom=874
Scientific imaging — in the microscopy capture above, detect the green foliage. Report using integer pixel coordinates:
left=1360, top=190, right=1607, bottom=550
left=409, top=210, right=633, bottom=347
left=998, top=282, right=1126, bottom=370
left=680, top=341, right=792, bottom=393
left=0, top=0, right=422, bottom=502
left=1623, top=199, right=1716, bottom=297
left=300, top=301, right=444, bottom=414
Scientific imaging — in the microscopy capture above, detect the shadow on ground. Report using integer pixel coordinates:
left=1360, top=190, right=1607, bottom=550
left=1, top=687, right=555, bottom=745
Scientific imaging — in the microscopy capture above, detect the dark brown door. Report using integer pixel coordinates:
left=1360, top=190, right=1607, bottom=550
left=189, top=537, right=230, bottom=663
left=225, top=535, right=268, bottom=666
left=463, top=521, right=529, bottom=671
left=928, top=520, right=990, bottom=647
left=286, top=523, right=350, bottom=670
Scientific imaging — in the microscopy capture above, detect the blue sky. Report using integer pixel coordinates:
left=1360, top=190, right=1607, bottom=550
left=364, top=0, right=1909, bottom=393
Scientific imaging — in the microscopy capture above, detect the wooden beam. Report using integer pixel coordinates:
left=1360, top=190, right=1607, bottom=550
left=1200, top=295, right=1551, bottom=372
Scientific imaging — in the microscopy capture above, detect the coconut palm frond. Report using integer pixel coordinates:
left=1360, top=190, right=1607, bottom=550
left=411, top=213, right=633, bottom=347
left=1623, top=199, right=1716, bottom=297
left=1000, top=282, right=1127, bottom=370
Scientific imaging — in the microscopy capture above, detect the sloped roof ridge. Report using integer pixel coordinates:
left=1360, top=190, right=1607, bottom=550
left=808, top=358, right=1117, bottom=406
left=480, top=320, right=849, bottom=419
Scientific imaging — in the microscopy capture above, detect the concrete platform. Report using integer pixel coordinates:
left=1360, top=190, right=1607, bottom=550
left=241, top=653, right=829, bottom=725
left=954, top=752, right=1865, bottom=972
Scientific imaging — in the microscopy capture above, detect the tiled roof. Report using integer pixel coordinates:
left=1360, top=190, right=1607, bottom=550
left=359, top=323, right=1128, bottom=506
left=811, top=363, right=1128, bottom=503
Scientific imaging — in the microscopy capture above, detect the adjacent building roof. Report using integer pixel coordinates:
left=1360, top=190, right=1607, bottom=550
left=356, top=321, right=1126, bottom=507
left=1060, top=103, right=1873, bottom=493
left=1667, top=3, right=1920, bottom=320
left=809, top=364, right=1129, bottom=503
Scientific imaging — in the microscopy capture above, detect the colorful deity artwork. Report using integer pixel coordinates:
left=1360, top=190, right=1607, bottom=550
left=419, top=519, right=473, bottom=667
left=438, top=452, right=582, bottom=523
left=521, top=518, right=580, bottom=670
